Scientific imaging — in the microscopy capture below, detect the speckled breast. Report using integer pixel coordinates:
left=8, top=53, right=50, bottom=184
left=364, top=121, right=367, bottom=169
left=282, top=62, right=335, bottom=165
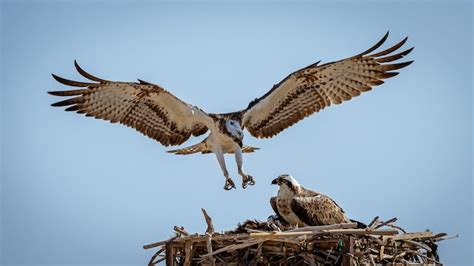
left=276, top=198, right=306, bottom=226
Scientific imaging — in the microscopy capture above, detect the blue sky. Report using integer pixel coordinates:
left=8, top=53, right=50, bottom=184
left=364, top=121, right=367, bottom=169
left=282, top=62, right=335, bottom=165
left=1, top=0, right=472, bottom=265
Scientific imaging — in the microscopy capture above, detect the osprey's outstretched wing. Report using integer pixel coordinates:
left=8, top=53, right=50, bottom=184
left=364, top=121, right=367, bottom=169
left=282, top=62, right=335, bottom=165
left=242, top=32, right=414, bottom=138
left=291, top=195, right=350, bottom=226
left=48, top=61, right=210, bottom=146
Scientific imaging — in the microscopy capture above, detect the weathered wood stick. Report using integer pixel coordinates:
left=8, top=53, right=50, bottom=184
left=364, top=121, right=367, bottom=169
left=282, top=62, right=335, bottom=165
left=153, top=257, right=165, bottom=264
left=250, top=228, right=398, bottom=238
left=184, top=241, right=193, bottom=266
left=286, top=222, right=357, bottom=233
left=250, top=231, right=316, bottom=238
left=245, top=228, right=268, bottom=233
left=340, top=228, right=397, bottom=236
left=379, top=245, right=385, bottom=261
left=402, top=239, right=432, bottom=252
left=205, top=233, right=216, bottom=266
left=203, top=239, right=266, bottom=257
left=375, top=217, right=398, bottom=229
left=385, top=223, right=407, bottom=233
left=435, top=233, right=458, bottom=241
left=393, top=251, right=407, bottom=263
left=433, top=232, right=448, bottom=239
left=321, top=228, right=399, bottom=236
left=413, top=251, right=441, bottom=264
left=256, top=242, right=263, bottom=258
left=369, top=254, right=376, bottom=264
left=342, top=236, right=354, bottom=266
left=367, top=216, right=380, bottom=230
left=201, top=208, right=215, bottom=234
left=147, top=248, right=164, bottom=266
left=143, top=239, right=171, bottom=250
left=173, top=233, right=250, bottom=243
left=165, top=242, right=173, bottom=265
left=383, top=231, right=433, bottom=242
left=263, top=239, right=301, bottom=245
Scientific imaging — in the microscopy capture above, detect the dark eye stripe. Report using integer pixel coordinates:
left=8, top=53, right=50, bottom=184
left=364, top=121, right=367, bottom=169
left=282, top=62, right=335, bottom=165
left=284, top=179, right=293, bottom=189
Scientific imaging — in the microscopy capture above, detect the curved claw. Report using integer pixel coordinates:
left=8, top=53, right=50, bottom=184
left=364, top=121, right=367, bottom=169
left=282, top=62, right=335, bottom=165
left=224, top=178, right=236, bottom=190
left=247, top=175, right=255, bottom=186
left=242, top=175, right=256, bottom=189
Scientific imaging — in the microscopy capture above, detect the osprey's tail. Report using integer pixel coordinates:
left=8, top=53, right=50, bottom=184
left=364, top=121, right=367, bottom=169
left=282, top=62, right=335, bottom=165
left=239, top=146, right=260, bottom=153
left=167, top=142, right=209, bottom=155
left=350, top=219, right=367, bottom=229
left=167, top=141, right=259, bottom=155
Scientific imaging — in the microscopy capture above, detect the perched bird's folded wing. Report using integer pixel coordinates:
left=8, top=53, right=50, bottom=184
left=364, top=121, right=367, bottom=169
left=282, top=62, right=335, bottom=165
left=48, top=61, right=210, bottom=146
left=270, top=197, right=287, bottom=223
left=242, top=32, right=414, bottom=138
left=291, top=195, right=350, bottom=226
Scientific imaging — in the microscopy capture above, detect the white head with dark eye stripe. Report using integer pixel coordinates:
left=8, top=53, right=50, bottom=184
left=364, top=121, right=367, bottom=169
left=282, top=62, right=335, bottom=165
left=225, top=120, right=243, bottom=140
left=271, top=174, right=301, bottom=197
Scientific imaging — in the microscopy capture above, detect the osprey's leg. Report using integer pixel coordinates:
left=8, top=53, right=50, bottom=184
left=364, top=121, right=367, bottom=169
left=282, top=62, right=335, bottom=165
left=235, top=147, right=255, bottom=189
left=214, top=149, right=235, bottom=190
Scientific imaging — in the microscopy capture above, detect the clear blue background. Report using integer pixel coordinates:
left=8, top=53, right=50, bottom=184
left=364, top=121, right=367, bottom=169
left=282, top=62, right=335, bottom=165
left=1, top=0, right=472, bottom=265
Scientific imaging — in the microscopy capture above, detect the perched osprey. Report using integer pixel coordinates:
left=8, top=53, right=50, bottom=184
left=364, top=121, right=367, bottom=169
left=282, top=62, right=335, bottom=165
left=48, top=32, right=413, bottom=190
left=270, top=174, right=364, bottom=227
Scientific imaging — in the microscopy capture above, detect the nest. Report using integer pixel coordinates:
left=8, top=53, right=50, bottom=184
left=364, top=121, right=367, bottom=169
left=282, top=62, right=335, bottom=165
left=144, top=209, right=454, bottom=265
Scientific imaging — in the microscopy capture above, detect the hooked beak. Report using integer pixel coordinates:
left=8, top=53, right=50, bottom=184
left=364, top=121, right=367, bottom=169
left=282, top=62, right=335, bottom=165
left=271, top=178, right=279, bottom=185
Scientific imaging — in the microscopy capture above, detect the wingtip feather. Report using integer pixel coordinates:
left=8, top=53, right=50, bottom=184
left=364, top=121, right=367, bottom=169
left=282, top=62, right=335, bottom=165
left=74, top=60, right=106, bottom=82
left=353, top=31, right=390, bottom=57
left=50, top=97, right=83, bottom=107
left=52, top=73, right=93, bottom=87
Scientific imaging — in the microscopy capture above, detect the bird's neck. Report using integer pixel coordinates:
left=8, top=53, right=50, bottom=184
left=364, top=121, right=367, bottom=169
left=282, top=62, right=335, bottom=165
left=216, top=120, right=243, bottom=147
left=278, top=185, right=299, bottom=198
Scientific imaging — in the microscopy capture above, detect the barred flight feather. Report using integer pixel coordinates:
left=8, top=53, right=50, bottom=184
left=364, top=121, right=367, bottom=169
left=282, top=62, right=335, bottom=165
left=48, top=63, right=209, bottom=147
left=242, top=32, right=413, bottom=138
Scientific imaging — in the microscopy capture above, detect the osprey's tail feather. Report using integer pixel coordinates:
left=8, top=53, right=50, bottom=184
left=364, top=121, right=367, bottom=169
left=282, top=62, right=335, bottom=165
left=167, top=142, right=208, bottom=155
left=240, top=146, right=260, bottom=153
left=167, top=142, right=259, bottom=155
left=350, top=219, right=367, bottom=229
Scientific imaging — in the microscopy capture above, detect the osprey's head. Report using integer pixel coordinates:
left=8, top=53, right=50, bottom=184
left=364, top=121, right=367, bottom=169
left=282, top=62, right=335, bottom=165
left=271, top=174, right=301, bottom=196
left=225, top=119, right=243, bottom=141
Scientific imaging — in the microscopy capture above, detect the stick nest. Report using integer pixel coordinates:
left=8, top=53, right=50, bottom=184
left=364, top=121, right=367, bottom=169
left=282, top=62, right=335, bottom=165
left=144, top=209, right=454, bottom=265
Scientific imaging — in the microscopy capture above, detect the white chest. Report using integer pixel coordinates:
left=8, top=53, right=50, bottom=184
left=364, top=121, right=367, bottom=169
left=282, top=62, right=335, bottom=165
left=208, top=131, right=239, bottom=153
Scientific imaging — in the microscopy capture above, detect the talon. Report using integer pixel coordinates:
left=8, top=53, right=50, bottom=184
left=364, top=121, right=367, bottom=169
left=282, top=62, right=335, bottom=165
left=224, top=178, right=236, bottom=190
left=242, top=175, right=255, bottom=189
left=247, top=175, right=255, bottom=186
left=242, top=179, right=248, bottom=189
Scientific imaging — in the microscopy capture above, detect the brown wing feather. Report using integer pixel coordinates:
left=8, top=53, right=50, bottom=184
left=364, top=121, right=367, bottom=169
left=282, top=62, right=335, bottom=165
left=243, top=32, right=414, bottom=138
left=270, top=197, right=289, bottom=224
left=290, top=198, right=319, bottom=226
left=49, top=62, right=209, bottom=147
left=291, top=195, right=350, bottom=226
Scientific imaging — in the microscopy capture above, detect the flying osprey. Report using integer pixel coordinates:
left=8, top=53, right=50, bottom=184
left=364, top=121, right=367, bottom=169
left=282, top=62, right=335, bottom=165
left=270, top=174, right=363, bottom=227
left=48, top=32, right=413, bottom=190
